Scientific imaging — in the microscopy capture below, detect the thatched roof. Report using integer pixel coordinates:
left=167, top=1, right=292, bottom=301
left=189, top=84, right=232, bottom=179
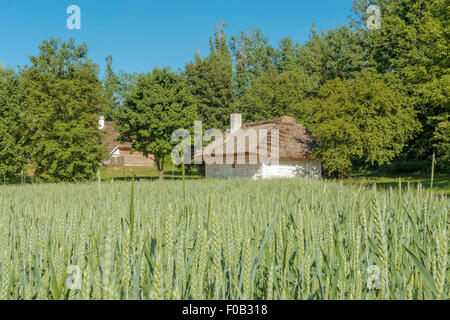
left=102, top=121, right=132, bottom=155
left=195, top=116, right=319, bottom=163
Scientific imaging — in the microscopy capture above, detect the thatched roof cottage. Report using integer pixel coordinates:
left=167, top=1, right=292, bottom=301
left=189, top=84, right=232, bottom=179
left=195, top=114, right=321, bottom=180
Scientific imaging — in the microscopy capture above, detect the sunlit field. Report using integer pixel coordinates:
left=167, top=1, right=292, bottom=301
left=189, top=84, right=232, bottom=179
left=0, top=178, right=448, bottom=300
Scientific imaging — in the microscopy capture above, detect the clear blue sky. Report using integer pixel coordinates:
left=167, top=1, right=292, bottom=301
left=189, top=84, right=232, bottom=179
left=0, top=0, right=354, bottom=76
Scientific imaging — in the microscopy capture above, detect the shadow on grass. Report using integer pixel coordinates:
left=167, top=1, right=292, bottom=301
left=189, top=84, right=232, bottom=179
left=102, top=171, right=202, bottom=182
left=376, top=179, right=447, bottom=190
left=346, top=174, right=449, bottom=196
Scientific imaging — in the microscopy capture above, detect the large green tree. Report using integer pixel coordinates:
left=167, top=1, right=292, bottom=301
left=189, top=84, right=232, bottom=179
left=0, top=68, right=31, bottom=183
left=307, top=71, right=420, bottom=177
left=102, top=56, right=138, bottom=121
left=230, top=27, right=277, bottom=98
left=185, top=24, right=234, bottom=130
left=117, top=71, right=138, bottom=103
left=103, top=55, right=121, bottom=120
left=21, top=38, right=106, bottom=182
left=296, top=25, right=366, bottom=86
left=274, top=38, right=301, bottom=74
left=232, top=25, right=366, bottom=124
left=239, top=67, right=316, bottom=123
left=115, top=68, right=198, bottom=180
left=353, top=0, right=449, bottom=169
left=433, top=113, right=450, bottom=171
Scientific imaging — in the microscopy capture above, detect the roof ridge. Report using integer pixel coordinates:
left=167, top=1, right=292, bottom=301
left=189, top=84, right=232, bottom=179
left=242, top=116, right=302, bottom=128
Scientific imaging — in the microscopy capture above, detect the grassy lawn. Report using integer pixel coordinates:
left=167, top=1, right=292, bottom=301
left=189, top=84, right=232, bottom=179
left=344, top=170, right=450, bottom=196
left=99, top=166, right=202, bottom=182
left=100, top=165, right=449, bottom=195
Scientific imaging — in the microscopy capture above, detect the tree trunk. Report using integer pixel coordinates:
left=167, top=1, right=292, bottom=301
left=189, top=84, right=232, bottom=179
left=156, top=158, right=164, bottom=181
left=340, top=168, right=348, bottom=180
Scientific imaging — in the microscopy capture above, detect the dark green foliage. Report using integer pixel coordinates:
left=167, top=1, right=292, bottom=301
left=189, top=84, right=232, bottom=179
left=230, top=27, right=277, bottom=98
left=274, top=38, right=300, bottom=74
left=378, top=159, right=433, bottom=175
left=232, top=24, right=367, bottom=122
left=102, top=56, right=138, bottom=121
left=21, top=38, right=106, bottom=182
left=117, top=71, right=138, bottom=103
left=239, top=67, right=316, bottom=123
left=185, top=24, right=235, bottom=130
left=433, top=114, right=450, bottom=172
left=114, top=68, right=198, bottom=180
left=103, top=55, right=121, bottom=120
left=0, top=68, right=31, bottom=183
left=297, top=25, right=366, bottom=85
left=354, top=0, right=449, bottom=166
left=307, top=72, right=420, bottom=176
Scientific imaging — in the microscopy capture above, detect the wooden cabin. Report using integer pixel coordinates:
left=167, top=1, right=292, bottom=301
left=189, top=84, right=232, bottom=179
left=99, top=116, right=154, bottom=167
left=195, top=114, right=321, bottom=180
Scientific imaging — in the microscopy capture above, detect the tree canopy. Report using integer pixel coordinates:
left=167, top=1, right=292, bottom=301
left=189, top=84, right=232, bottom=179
left=21, top=38, right=106, bottom=182
left=354, top=0, right=449, bottom=169
left=1, top=0, right=448, bottom=183
left=307, top=71, right=420, bottom=176
left=0, top=68, right=31, bottom=183
left=185, top=24, right=235, bottom=130
left=239, top=67, right=315, bottom=123
left=114, top=68, right=198, bottom=180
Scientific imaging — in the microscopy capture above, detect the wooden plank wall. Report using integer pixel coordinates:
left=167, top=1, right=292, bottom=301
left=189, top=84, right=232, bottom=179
left=205, top=160, right=322, bottom=179
left=120, top=150, right=155, bottom=167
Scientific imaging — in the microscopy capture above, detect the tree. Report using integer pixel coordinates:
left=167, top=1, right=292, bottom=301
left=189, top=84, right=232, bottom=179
left=433, top=114, right=450, bottom=172
left=0, top=68, right=31, bottom=183
left=307, top=71, right=420, bottom=177
left=274, top=38, right=302, bottom=73
left=102, top=57, right=139, bottom=121
left=21, top=38, right=106, bottom=182
left=230, top=27, right=277, bottom=98
left=353, top=0, right=449, bottom=165
left=239, top=67, right=316, bottom=123
left=117, top=71, right=138, bottom=103
left=296, top=25, right=366, bottom=86
left=115, top=68, right=198, bottom=180
left=236, top=25, right=366, bottom=123
left=103, top=55, right=120, bottom=120
left=185, top=24, right=234, bottom=130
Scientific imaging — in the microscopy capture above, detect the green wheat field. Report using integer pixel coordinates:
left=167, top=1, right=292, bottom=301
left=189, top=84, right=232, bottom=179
left=0, top=178, right=448, bottom=300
